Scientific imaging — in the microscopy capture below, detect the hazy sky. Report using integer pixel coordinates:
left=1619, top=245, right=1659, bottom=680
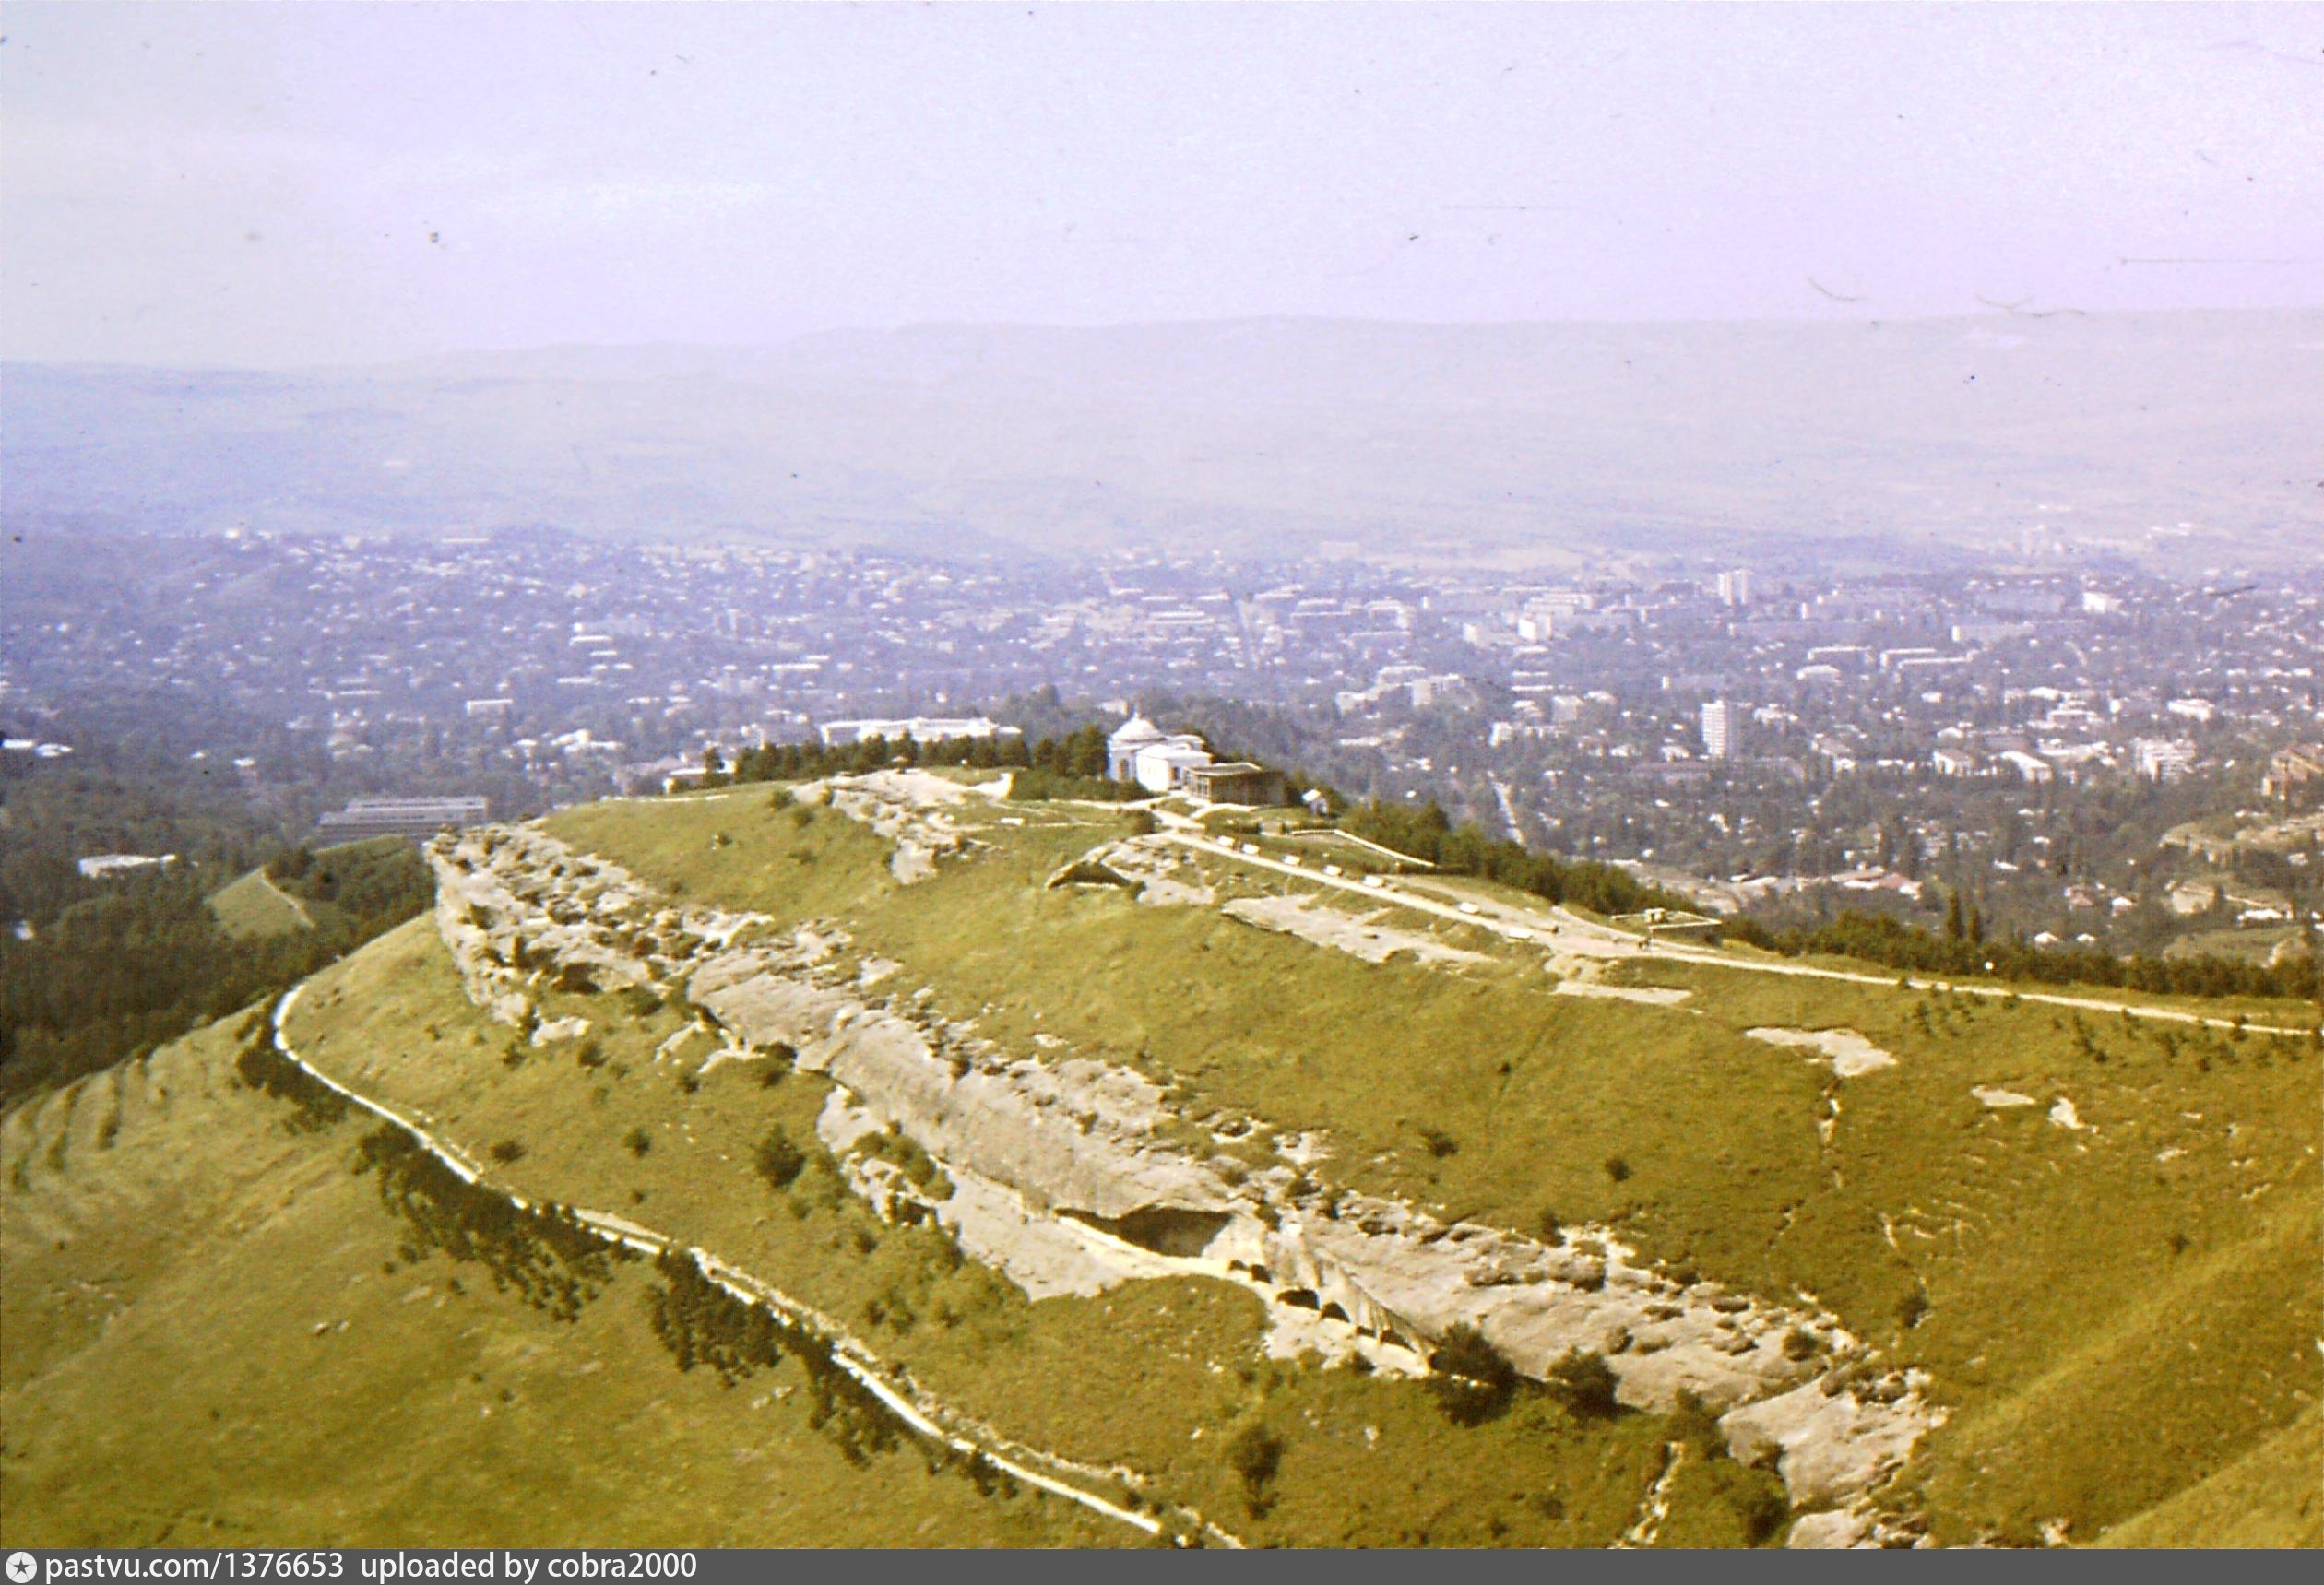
left=5, top=2, right=2319, bottom=366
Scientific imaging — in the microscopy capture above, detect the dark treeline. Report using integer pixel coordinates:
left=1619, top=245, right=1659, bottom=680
left=0, top=838, right=433, bottom=1106
left=645, top=1248, right=906, bottom=1466
left=232, top=1011, right=352, bottom=1133
left=702, top=724, right=1121, bottom=800
left=701, top=720, right=1330, bottom=807
left=357, top=1123, right=632, bottom=1323
left=266, top=840, right=437, bottom=924
left=0, top=751, right=279, bottom=928
left=1722, top=909, right=2321, bottom=1008
left=1338, top=799, right=1695, bottom=917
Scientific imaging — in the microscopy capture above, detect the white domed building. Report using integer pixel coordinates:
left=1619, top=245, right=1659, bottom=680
left=1104, top=714, right=1166, bottom=780
left=1106, top=714, right=1214, bottom=792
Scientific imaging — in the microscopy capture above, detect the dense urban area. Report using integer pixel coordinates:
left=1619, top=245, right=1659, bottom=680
left=6, top=525, right=2321, bottom=982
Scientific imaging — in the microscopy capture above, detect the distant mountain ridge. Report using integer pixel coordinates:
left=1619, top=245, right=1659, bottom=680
left=6, top=311, right=2318, bottom=565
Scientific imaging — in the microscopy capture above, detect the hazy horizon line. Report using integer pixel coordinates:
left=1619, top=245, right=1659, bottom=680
left=7, top=302, right=2315, bottom=377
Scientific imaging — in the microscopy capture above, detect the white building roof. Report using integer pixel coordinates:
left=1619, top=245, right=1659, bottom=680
left=1109, top=714, right=1166, bottom=748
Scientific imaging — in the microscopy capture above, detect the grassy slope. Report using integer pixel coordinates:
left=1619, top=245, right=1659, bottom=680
left=268, top=915, right=1769, bottom=1547
left=206, top=869, right=314, bottom=940
left=0, top=1017, right=1113, bottom=1548
left=546, top=789, right=2323, bottom=1546
left=2093, top=1409, right=2322, bottom=1549
left=8, top=784, right=2310, bottom=1547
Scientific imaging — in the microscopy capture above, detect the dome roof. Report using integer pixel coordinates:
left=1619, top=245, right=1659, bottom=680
left=1108, top=714, right=1166, bottom=747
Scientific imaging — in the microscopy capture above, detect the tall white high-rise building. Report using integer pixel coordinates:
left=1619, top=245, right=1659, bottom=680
left=1715, top=568, right=1753, bottom=608
left=1702, top=699, right=1740, bottom=761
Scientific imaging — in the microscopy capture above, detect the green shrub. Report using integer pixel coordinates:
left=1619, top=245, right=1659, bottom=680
left=1429, top=1323, right=1520, bottom=1425
left=1669, top=1388, right=1724, bottom=1454
left=1736, top=1480, right=1792, bottom=1545
left=1545, top=1347, right=1621, bottom=1420
left=755, top=1127, right=806, bottom=1190
left=1225, top=1422, right=1285, bottom=1511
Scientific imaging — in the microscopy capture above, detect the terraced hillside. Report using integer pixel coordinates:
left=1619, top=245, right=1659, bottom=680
left=6, top=772, right=2318, bottom=1547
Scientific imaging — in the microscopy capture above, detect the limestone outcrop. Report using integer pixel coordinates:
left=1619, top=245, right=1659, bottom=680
left=795, top=768, right=1000, bottom=882
left=1221, top=893, right=1489, bottom=968
left=427, top=822, right=1943, bottom=1532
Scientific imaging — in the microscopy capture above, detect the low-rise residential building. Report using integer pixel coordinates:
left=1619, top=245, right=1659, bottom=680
left=315, top=795, right=491, bottom=845
left=2262, top=743, right=2324, bottom=805
left=817, top=716, right=1004, bottom=746
left=1182, top=762, right=1287, bottom=807
left=76, top=853, right=178, bottom=880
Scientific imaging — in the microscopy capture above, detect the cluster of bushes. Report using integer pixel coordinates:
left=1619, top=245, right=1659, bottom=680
left=1339, top=800, right=1694, bottom=917
left=643, top=1248, right=902, bottom=1466
left=704, top=724, right=1117, bottom=786
left=354, top=1124, right=630, bottom=1322
left=1667, top=1390, right=1793, bottom=1544
left=266, top=839, right=433, bottom=928
left=231, top=1013, right=350, bottom=1133
left=1427, top=1326, right=1624, bottom=1429
left=849, top=1125, right=953, bottom=1201
left=1721, top=908, right=2320, bottom=1006
left=1428, top=1324, right=1524, bottom=1425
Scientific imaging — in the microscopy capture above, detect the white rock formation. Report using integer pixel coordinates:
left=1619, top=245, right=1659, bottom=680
left=1222, top=893, right=1488, bottom=968
left=800, top=769, right=992, bottom=883
left=1746, top=1027, right=1898, bottom=1078
left=1554, top=980, right=1695, bottom=1007
left=427, top=821, right=1945, bottom=1530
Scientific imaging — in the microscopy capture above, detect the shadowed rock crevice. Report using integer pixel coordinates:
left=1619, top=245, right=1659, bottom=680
left=1061, top=1204, right=1237, bottom=1259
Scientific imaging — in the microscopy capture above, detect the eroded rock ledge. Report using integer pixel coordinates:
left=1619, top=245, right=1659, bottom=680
left=428, top=822, right=1941, bottom=1541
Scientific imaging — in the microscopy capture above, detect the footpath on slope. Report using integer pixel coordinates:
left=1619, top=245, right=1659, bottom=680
left=259, top=871, right=317, bottom=929
left=1153, top=830, right=2318, bottom=1038
left=264, top=985, right=1236, bottom=1548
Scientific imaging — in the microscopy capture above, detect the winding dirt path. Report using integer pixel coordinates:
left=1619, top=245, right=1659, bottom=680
left=266, top=986, right=1236, bottom=1546
left=1156, top=832, right=2319, bottom=1038
left=259, top=872, right=317, bottom=929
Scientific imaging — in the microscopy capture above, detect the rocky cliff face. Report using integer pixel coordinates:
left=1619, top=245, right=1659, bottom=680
left=426, top=810, right=1941, bottom=1540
